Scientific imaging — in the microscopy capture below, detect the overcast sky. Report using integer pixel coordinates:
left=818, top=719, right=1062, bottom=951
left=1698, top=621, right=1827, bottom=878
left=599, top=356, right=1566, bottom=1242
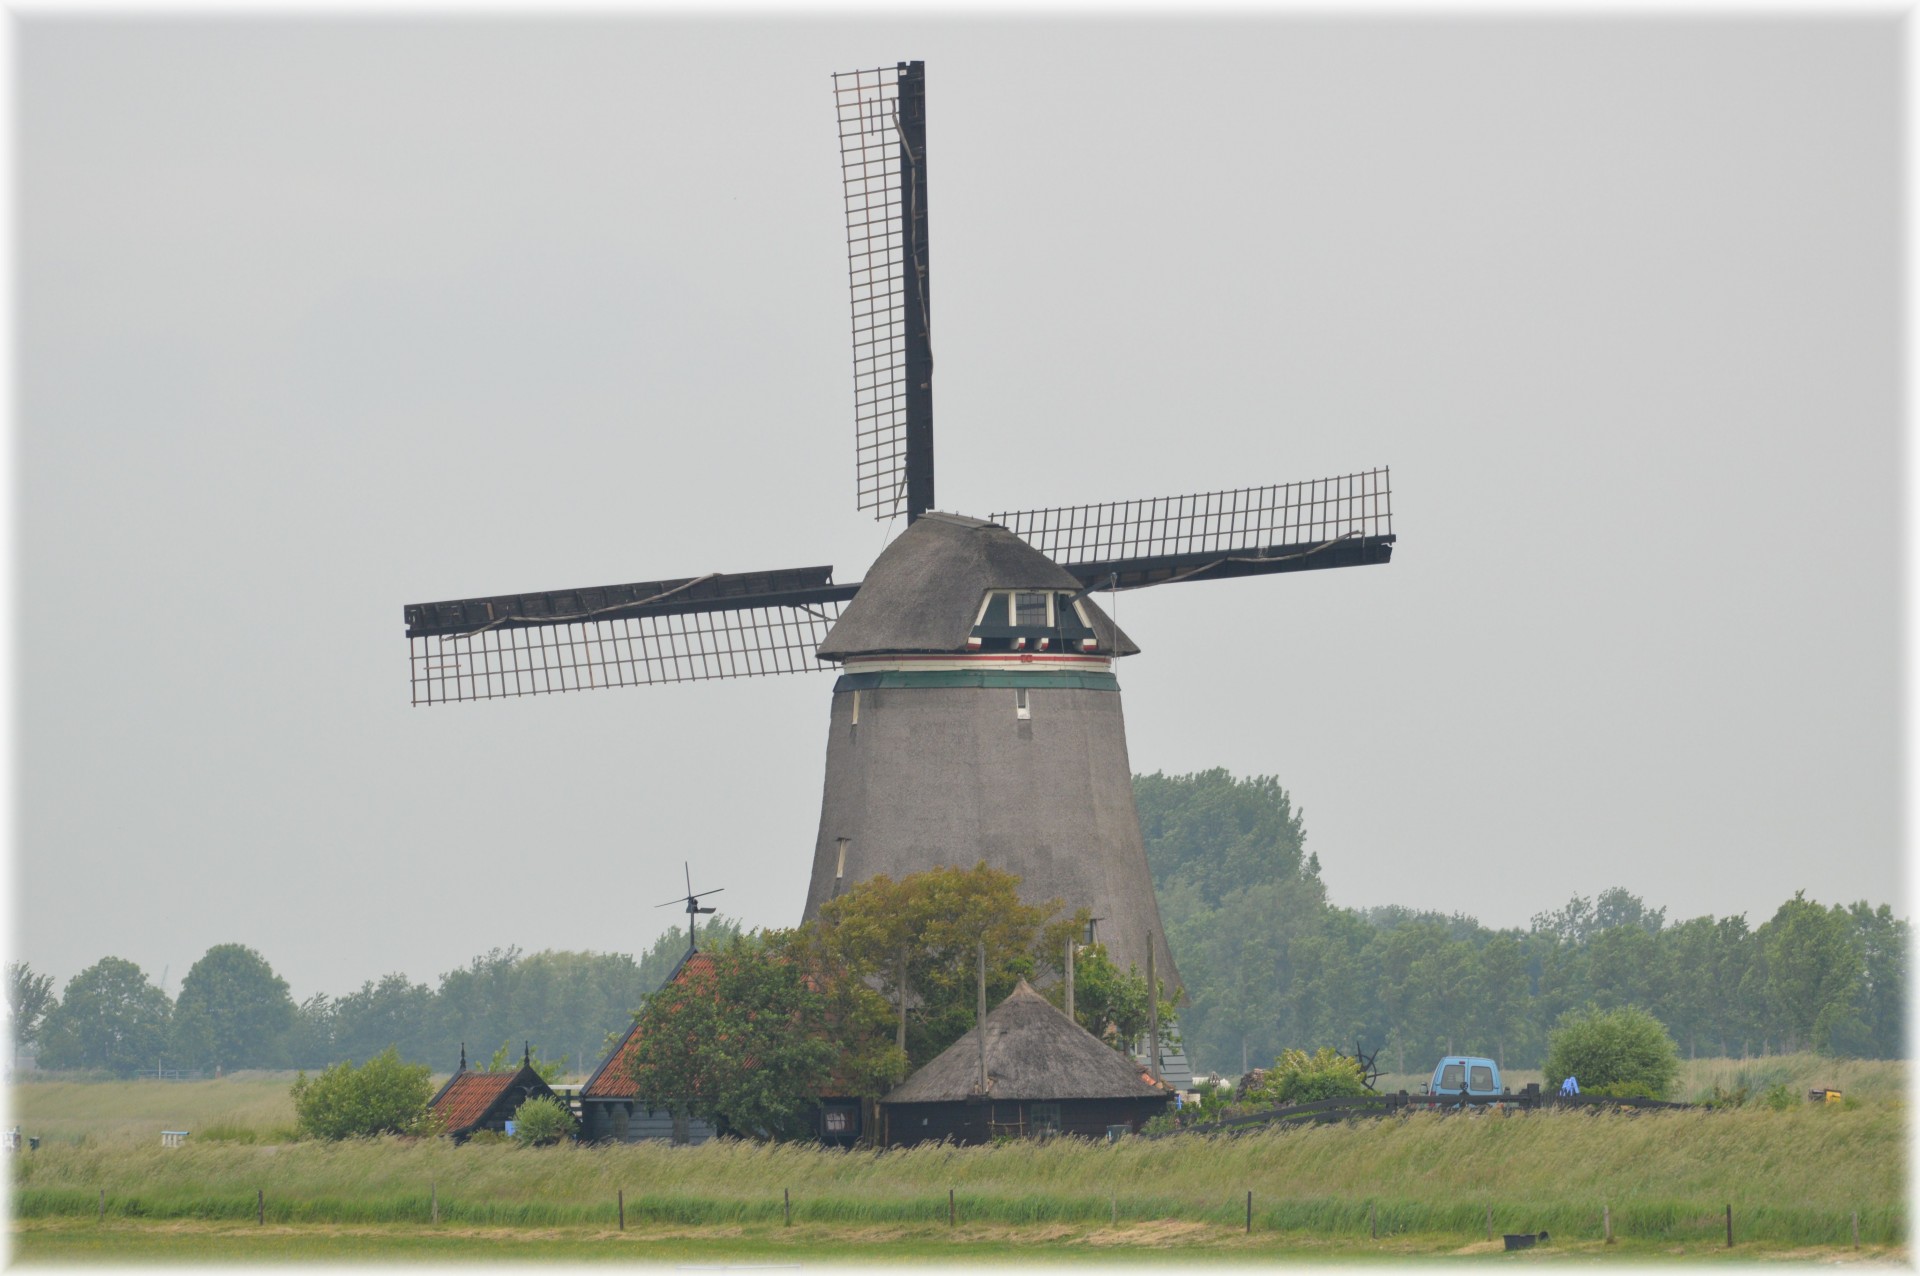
left=13, top=14, right=1904, bottom=1001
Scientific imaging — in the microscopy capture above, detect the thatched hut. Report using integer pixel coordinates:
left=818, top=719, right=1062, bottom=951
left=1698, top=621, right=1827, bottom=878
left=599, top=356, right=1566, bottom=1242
left=879, top=980, right=1171, bottom=1146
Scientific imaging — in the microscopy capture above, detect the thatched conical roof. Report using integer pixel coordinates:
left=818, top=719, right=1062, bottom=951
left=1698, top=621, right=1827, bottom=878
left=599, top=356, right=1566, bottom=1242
left=818, top=513, right=1137, bottom=659
left=881, top=980, right=1166, bottom=1103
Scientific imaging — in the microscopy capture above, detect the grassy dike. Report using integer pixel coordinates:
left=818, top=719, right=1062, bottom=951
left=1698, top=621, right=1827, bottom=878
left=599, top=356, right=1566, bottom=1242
left=12, top=1105, right=1904, bottom=1253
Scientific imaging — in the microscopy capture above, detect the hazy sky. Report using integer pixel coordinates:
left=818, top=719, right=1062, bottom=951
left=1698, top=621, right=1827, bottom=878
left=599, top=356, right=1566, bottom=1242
left=13, top=14, right=1903, bottom=1001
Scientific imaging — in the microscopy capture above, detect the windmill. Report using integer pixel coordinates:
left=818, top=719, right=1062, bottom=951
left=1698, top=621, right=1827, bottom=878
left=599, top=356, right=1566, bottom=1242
left=657, top=864, right=723, bottom=956
left=403, top=62, right=1395, bottom=982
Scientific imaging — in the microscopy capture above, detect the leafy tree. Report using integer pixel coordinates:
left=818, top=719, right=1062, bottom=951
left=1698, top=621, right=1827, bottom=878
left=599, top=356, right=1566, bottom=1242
left=169, top=943, right=296, bottom=1072
left=1046, top=942, right=1153, bottom=1047
left=486, top=1040, right=565, bottom=1083
left=290, top=1048, right=435, bottom=1139
left=1246, top=1047, right=1370, bottom=1105
left=37, top=957, right=171, bottom=1075
left=1840, top=902, right=1906, bottom=1058
left=636, top=916, right=742, bottom=989
left=1759, top=892, right=1861, bottom=1053
left=8, top=962, right=56, bottom=1058
left=333, top=974, right=437, bottom=1065
left=812, top=864, right=1082, bottom=1068
left=1135, top=769, right=1307, bottom=906
left=509, top=1094, right=577, bottom=1146
left=1544, top=1005, right=1680, bottom=1099
left=624, top=931, right=846, bottom=1141
left=284, top=993, right=336, bottom=1069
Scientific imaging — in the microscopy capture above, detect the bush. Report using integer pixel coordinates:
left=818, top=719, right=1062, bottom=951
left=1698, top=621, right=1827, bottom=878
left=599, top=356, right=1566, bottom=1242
left=1544, top=1006, right=1681, bottom=1100
left=510, top=1095, right=577, bottom=1146
left=290, top=1048, right=435, bottom=1140
left=1246, top=1048, right=1371, bottom=1106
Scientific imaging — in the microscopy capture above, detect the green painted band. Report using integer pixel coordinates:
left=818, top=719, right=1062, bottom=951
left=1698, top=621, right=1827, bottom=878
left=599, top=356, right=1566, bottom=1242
left=833, top=670, right=1121, bottom=692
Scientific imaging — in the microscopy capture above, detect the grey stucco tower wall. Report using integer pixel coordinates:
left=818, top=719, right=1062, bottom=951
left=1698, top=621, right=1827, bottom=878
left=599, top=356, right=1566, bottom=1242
left=802, top=512, right=1179, bottom=987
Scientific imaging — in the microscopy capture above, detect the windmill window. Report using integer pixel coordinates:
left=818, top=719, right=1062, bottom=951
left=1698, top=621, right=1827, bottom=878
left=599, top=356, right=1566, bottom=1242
left=1014, top=592, right=1049, bottom=627
left=823, top=1107, right=854, bottom=1134
left=1015, top=688, right=1031, bottom=720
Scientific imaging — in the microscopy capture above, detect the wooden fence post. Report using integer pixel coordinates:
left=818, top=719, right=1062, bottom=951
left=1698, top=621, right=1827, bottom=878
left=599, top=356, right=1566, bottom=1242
left=1246, top=1190, right=1252, bottom=1234
left=1485, top=1206, right=1492, bottom=1241
left=1604, top=1204, right=1612, bottom=1244
left=257, top=1189, right=264, bottom=1225
left=949, top=1188, right=955, bottom=1228
left=431, top=1180, right=438, bottom=1225
left=1852, top=1210, right=1859, bottom=1250
left=1111, top=1195, right=1117, bottom=1226
left=97, top=1189, right=104, bottom=1223
left=1370, top=1201, right=1377, bottom=1240
left=618, top=1189, right=624, bottom=1231
left=1725, top=1203, right=1733, bottom=1248
left=784, top=1188, right=791, bottom=1227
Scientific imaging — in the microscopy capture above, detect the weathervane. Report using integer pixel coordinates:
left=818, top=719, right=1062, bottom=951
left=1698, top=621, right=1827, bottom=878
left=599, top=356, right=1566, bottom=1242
left=655, top=862, right=723, bottom=953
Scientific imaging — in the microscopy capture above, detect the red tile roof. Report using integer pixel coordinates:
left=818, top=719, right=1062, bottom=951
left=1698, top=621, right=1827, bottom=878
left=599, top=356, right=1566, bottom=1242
left=430, top=1069, right=519, bottom=1134
left=583, top=950, right=716, bottom=1099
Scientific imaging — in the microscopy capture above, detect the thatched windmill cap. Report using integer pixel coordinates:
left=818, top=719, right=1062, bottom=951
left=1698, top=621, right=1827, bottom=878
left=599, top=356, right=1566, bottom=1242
left=818, top=513, right=1138, bottom=660
left=881, top=980, right=1166, bottom=1103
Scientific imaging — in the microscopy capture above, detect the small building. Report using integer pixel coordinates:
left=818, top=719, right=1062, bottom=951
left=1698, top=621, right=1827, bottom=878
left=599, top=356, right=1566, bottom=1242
left=879, top=980, right=1173, bottom=1147
left=428, top=1044, right=558, bottom=1142
left=578, top=949, right=717, bottom=1145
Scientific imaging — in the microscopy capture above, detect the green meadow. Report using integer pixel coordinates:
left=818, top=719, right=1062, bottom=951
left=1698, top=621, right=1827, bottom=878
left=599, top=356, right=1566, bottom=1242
left=8, top=1058, right=1906, bottom=1263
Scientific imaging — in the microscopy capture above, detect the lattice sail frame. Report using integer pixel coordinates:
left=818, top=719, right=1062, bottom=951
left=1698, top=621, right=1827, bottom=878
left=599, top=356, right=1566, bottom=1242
left=409, top=602, right=846, bottom=705
left=835, top=65, right=912, bottom=520
left=992, top=469, right=1393, bottom=568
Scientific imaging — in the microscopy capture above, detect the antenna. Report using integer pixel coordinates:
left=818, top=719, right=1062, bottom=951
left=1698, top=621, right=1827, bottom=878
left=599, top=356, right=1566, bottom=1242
left=655, top=862, right=723, bottom=953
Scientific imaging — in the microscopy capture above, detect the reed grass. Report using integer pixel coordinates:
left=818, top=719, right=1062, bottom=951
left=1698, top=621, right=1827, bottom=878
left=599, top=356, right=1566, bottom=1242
left=11, top=1103, right=1903, bottom=1247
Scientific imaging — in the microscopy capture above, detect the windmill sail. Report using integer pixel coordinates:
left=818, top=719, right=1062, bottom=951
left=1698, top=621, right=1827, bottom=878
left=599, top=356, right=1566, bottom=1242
left=834, top=61, right=931, bottom=523
left=404, top=567, right=857, bottom=705
left=992, top=468, right=1395, bottom=590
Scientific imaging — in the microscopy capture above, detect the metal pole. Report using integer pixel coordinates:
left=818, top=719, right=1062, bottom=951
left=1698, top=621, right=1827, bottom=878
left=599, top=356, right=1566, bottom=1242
left=1145, top=935, right=1160, bottom=1083
left=1064, top=937, right=1075, bottom=1024
left=977, top=941, right=988, bottom=1094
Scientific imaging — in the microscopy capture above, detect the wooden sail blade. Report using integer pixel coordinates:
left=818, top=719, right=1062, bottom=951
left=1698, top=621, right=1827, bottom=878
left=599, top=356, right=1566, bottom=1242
left=991, top=468, right=1395, bottom=590
left=834, top=61, right=931, bottom=522
left=404, top=567, right=858, bottom=705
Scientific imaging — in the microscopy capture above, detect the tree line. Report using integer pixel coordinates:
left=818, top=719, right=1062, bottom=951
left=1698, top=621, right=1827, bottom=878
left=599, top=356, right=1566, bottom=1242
left=6, top=921, right=739, bottom=1078
left=10, top=769, right=1903, bottom=1080
left=1140, top=769, right=1906, bottom=1075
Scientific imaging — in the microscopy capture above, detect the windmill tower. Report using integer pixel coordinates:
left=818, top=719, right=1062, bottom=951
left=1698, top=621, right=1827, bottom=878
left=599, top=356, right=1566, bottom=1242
left=402, top=63, right=1395, bottom=983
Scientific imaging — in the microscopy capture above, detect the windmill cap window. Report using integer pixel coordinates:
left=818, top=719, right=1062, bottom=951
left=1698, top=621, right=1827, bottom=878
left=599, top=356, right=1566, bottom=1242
left=970, top=590, right=1096, bottom=653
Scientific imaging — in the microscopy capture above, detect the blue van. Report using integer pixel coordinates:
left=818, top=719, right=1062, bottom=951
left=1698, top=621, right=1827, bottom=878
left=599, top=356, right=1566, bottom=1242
left=1426, top=1055, right=1503, bottom=1100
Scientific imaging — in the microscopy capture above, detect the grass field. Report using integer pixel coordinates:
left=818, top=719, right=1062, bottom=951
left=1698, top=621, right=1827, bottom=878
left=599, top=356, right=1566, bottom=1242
left=8, top=1057, right=1906, bottom=1263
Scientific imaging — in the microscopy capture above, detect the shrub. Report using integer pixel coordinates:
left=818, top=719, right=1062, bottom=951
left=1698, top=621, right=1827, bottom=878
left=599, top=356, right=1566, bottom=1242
left=1761, top=1083, right=1796, bottom=1112
left=289, top=1048, right=435, bottom=1140
left=1544, top=1006, right=1681, bottom=1100
left=510, top=1095, right=577, bottom=1146
left=1246, top=1048, right=1371, bottom=1106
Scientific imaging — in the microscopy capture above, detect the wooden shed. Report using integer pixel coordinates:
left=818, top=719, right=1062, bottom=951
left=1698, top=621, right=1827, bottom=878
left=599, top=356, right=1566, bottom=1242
left=879, top=980, right=1171, bottom=1147
left=578, top=949, right=718, bottom=1145
left=427, top=1044, right=558, bottom=1142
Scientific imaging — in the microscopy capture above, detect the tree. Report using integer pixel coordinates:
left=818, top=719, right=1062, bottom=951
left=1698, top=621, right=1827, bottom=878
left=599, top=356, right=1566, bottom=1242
left=36, top=957, right=171, bottom=1075
left=284, top=993, right=336, bottom=1069
left=487, top=1040, right=565, bottom=1083
left=1043, top=942, right=1175, bottom=1052
left=1543, top=1005, right=1680, bottom=1099
left=8, top=962, right=56, bottom=1060
left=1759, top=892, right=1861, bottom=1054
left=1246, top=1047, right=1370, bottom=1106
left=290, top=1048, right=435, bottom=1139
left=623, top=932, right=848, bottom=1141
left=509, top=1094, right=577, bottom=1146
left=812, top=864, right=1082, bottom=1068
left=1135, top=769, right=1307, bottom=906
left=1840, top=902, right=1906, bottom=1059
left=169, top=943, right=297, bottom=1072
left=333, top=974, right=437, bottom=1065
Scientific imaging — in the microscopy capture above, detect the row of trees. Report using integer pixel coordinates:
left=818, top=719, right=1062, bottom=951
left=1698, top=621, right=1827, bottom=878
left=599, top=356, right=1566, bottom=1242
left=1139, top=769, right=1907, bottom=1074
left=7, top=922, right=740, bottom=1078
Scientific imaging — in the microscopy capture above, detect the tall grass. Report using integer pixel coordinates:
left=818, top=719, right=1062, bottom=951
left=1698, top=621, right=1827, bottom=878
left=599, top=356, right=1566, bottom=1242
left=11, top=1104, right=1904, bottom=1246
